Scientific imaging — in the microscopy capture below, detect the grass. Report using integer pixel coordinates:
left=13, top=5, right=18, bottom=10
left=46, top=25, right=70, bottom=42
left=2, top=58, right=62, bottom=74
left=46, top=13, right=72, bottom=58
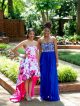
left=58, top=51, right=80, bottom=66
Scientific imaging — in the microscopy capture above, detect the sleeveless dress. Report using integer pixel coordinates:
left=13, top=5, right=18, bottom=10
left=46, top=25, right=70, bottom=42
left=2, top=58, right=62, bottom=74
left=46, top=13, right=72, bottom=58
left=10, top=46, right=39, bottom=102
left=40, top=42, right=60, bottom=101
left=19, top=46, right=39, bottom=80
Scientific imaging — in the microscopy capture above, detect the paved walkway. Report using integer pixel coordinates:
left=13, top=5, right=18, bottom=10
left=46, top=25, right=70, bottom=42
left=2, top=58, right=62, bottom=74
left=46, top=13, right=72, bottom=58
left=0, top=85, right=80, bottom=106
left=58, top=49, right=80, bottom=53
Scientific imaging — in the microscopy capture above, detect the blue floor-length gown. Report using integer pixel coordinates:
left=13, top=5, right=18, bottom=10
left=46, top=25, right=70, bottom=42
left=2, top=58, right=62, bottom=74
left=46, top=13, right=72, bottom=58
left=40, top=42, right=60, bottom=101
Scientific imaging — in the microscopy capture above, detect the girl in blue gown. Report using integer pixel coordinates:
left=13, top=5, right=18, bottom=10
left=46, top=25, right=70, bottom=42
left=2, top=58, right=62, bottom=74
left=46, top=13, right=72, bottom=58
left=38, top=22, right=60, bottom=101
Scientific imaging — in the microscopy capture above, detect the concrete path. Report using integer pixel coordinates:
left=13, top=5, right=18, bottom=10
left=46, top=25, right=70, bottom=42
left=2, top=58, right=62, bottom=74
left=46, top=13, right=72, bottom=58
left=0, top=85, right=80, bottom=106
left=58, top=49, right=80, bottom=53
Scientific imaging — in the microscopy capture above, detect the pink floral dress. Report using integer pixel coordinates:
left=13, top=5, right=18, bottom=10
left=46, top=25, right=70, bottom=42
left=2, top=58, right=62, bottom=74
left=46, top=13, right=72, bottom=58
left=19, top=46, right=39, bottom=81
left=10, top=46, right=39, bottom=102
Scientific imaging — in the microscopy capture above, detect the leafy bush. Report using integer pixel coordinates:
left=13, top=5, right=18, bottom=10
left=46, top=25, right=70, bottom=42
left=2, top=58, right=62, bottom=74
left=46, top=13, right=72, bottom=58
left=63, top=19, right=76, bottom=36
left=0, top=56, right=78, bottom=84
left=56, top=34, right=80, bottom=45
left=58, top=65, right=77, bottom=83
left=68, top=34, right=80, bottom=42
left=0, top=43, right=14, bottom=57
left=76, top=35, right=80, bottom=41
left=56, top=36, right=65, bottom=45
left=0, top=43, right=10, bottom=49
left=0, top=56, right=19, bottom=83
left=56, top=36, right=64, bottom=42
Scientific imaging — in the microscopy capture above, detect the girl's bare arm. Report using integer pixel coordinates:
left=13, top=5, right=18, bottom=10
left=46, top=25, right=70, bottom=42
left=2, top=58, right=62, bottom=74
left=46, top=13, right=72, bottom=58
left=11, top=40, right=26, bottom=56
left=53, top=37, right=58, bottom=66
left=37, top=38, right=42, bottom=63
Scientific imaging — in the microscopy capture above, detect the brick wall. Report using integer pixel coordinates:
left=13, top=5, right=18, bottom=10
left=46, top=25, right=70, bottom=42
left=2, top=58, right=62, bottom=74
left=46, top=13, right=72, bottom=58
left=0, top=10, right=4, bottom=19
left=0, top=19, right=25, bottom=41
left=0, top=20, right=4, bottom=32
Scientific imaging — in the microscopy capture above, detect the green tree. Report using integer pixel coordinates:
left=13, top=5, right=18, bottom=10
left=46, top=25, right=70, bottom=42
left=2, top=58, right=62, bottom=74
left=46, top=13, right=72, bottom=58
left=32, top=0, right=61, bottom=24
left=76, top=0, right=80, bottom=34
left=13, top=0, right=25, bottom=19
left=56, top=0, right=76, bottom=17
left=0, top=0, right=26, bottom=19
left=0, top=0, right=7, bottom=11
left=8, top=0, right=14, bottom=18
left=23, top=3, right=42, bottom=35
left=55, top=0, right=77, bottom=36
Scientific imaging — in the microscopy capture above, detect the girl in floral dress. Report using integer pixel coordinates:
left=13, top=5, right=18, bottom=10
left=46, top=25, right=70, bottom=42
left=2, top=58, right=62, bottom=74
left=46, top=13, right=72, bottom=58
left=10, top=28, right=39, bottom=102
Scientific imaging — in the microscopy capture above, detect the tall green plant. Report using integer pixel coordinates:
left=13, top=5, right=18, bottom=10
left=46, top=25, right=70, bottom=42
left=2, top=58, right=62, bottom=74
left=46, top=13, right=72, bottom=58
left=0, top=0, right=25, bottom=19
left=32, top=0, right=61, bottom=24
left=0, top=0, right=7, bottom=12
left=56, top=0, right=77, bottom=17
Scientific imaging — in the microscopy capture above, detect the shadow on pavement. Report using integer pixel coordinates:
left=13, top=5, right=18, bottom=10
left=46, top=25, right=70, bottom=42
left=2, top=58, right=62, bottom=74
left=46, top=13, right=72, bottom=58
left=19, top=97, right=64, bottom=106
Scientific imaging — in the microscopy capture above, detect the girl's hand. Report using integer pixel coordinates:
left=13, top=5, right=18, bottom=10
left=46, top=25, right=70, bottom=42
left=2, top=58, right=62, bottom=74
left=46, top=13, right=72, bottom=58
left=10, top=48, right=15, bottom=54
left=19, top=54, right=27, bottom=59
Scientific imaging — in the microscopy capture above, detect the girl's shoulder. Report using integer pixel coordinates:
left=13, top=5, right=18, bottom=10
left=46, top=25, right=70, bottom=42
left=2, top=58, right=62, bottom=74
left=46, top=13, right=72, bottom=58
left=33, top=40, right=38, bottom=46
left=33, top=40, right=37, bottom=43
left=51, top=36, right=55, bottom=39
left=22, top=39, right=28, bottom=43
left=50, top=36, right=57, bottom=44
left=51, top=36, right=56, bottom=41
left=25, top=39, right=36, bottom=44
left=38, top=36, right=44, bottom=43
left=22, top=40, right=29, bottom=45
left=19, top=40, right=28, bottom=46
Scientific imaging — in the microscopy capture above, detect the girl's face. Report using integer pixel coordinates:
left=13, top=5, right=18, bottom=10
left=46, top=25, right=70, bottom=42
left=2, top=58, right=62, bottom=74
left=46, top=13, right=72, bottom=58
left=43, top=28, right=50, bottom=37
left=28, top=31, right=35, bottom=40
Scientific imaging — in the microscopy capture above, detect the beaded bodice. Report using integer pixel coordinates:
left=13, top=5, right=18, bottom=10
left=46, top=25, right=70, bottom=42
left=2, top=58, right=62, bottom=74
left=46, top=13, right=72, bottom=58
left=41, top=42, right=55, bottom=52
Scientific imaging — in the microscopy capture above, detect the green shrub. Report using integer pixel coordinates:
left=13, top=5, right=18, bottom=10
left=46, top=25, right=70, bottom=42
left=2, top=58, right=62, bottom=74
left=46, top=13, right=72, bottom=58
left=0, top=56, right=78, bottom=84
left=77, top=36, right=80, bottom=41
left=0, top=43, right=10, bottom=49
left=56, top=36, right=64, bottom=42
left=58, top=65, right=77, bottom=83
left=0, top=56, right=19, bottom=83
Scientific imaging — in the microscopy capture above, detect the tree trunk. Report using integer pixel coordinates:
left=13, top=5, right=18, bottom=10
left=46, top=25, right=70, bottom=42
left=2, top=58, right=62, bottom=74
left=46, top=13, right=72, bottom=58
left=8, top=0, right=14, bottom=18
left=46, top=10, right=49, bottom=22
left=41, top=10, right=47, bottom=24
left=76, top=0, right=80, bottom=34
left=1, top=0, right=5, bottom=11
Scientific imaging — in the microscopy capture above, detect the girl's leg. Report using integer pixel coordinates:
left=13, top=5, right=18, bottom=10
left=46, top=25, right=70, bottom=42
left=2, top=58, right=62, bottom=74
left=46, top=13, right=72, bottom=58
left=25, top=79, right=29, bottom=96
left=28, top=78, right=32, bottom=97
